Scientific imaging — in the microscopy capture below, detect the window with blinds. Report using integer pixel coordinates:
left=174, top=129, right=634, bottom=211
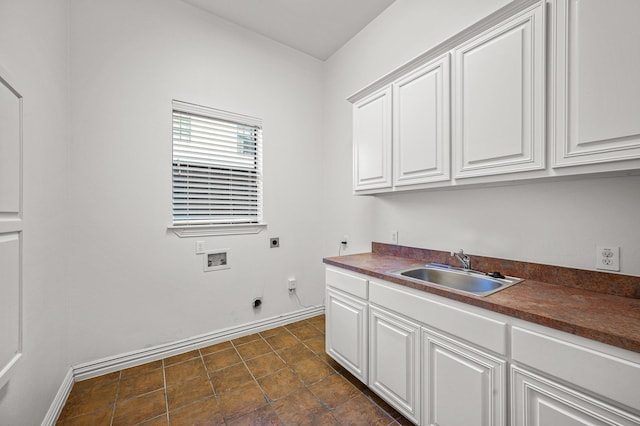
left=171, top=101, right=263, bottom=230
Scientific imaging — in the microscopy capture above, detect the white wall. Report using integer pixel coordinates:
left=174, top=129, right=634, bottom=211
left=2, top=0, right=639, bottom=421
left=67, top=0, right=325, bottom=365
left=0, top=0, right=71, bottom=423
left=322, top=0, right=640, bottom=276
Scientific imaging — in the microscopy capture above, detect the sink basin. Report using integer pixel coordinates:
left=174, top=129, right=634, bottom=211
left=388, top=264, right=523, bottom=297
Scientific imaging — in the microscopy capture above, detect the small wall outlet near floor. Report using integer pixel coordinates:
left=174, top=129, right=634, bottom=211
left=288, top=278, right=297, bottom=292
left=596, top=245, right=620, bottom=271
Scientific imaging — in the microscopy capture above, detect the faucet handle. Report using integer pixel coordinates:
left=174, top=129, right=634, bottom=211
left=452, top=249, right=471, bottom=270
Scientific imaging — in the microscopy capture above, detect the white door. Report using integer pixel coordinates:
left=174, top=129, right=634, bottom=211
left=0, top=69, right=23, bottom=390
left=325, top=287, right=368, bottom=382
left=353, top=86, right=393, bottom=191
left=551, top=0, right=640, bottom=167
left=369, top=306, right=420, bottom=424
left=452, top=2, right=545, bottom=178
left=422, top=329, right=506, bottom=426
left=511, top=366, right=640, bottom=426
left=393, top=54, right=450, bottom=186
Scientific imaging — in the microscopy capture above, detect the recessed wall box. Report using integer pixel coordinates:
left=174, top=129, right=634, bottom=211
left=204, top=249, right=230, bottom=272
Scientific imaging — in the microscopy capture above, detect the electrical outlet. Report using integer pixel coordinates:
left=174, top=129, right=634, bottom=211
left=596, top=245, right=620, bottom=271
left=288, top=278, right=297, bottom=292
left=342, top=234, right=349, bottom=245
left=391, top=230, right=399, bottom=244
left=196, top=241, right=205, bottom=254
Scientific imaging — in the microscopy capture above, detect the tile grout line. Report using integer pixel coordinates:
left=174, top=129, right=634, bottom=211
left=302, top=317, right=404, bottom=423
left=230, top=335, right=272, bottom=408
left=295, top=318, right=379, bottom=421
left=225, top=320, right=326, bottom=424
left=264, top=319, right=343, bottom=423
left=263, top=320, right=335, bottom=424
left=160, top=348, right=222, bottom=422
left=62, top=315, right=404, bottom=426
left=290, top=319, right=347, bottom=424
left=161, top=359, right=170, bottom=426
left=109, top=370, right=122, bottom=426
left=237, top=333, right=289, bottom=424
left=197, top=345, right=222, bottom=415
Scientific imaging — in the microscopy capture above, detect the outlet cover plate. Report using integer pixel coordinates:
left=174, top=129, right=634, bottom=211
left=196, top=241, right=205, bottom=254
left=596, top=245, right=619, bottom=271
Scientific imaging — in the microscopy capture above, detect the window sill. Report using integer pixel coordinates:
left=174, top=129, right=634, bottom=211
left=168, top=223, right=267, bottom=237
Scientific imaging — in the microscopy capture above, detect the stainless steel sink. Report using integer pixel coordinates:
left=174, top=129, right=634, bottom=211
left=388, top=264, right=524, bottom=297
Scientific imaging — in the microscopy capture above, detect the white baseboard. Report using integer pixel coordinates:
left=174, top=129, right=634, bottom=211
left=73, top=305, right=325, bottom=382
left=41, top=367, right=73, bottom=426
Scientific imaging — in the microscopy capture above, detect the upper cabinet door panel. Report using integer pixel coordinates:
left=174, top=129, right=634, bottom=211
left=552, top=0, right=640, bottom=167
left=353, top=86, right=393, bottom=191
left=393, top=54, right=450, bottom=186
left=453, top=3, right=545, bottom=178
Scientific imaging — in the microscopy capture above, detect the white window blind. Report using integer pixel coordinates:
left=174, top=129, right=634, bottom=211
left=172, top=100, right=263, bottom=227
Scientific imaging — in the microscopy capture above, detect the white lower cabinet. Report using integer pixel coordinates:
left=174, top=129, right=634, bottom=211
left=369, top=305, right=420, bottom=424
left=325, top=267, right=640, bottom=426
left=325, top=287, right=368, bottom=383
left=511, top=366, right=640, bottom=426
left=422, top=329, right=506, bottom=426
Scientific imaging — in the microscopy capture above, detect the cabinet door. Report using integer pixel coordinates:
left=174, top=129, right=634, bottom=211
left=452, top=2, right=545, bottom=178
left=353, top=86, right=393, bottom=191
left=551, top=0, right=640, bottom=167
left=369, top=306, right=420, bottom=424
left=393, top=54, right=450, bottom=186
left=511, top=366, right=640, bottom=426
left=422, top=329, right=506, bottom=426
left=325, top=287, right=368, bottom=382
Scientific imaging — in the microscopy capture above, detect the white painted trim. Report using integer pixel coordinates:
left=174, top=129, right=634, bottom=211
left=41, top=368, right=74, bottom=426
left=169, top=223, right=267, bottom=237
left=172, top=99, right=262, bottom=128
left=0, top=352, right=21, bottom=391
left=73, top=305, right=324, bottom=381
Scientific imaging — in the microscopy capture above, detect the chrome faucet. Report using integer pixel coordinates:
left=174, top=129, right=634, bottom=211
left=451, top=249, right=471, bottom=270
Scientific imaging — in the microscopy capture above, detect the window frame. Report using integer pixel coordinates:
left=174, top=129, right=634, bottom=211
left=168, top=100, right=266, bottom=237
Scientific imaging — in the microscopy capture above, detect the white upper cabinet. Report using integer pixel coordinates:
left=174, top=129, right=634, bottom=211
left=453, top=2, right=545, bottom=179
left=393, top=54, right=451, bottom=186
left=350, top=0, right=640, bottom=194
left=353, top=86, right=393, bottom=191
left=551, top=0, right=640, bottom=167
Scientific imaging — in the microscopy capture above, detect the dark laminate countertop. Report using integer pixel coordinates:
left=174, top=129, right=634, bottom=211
left=323, top=243, right=640, bottom=354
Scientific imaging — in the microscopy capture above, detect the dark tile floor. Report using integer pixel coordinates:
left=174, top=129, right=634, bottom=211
left=56, top=315, right=413, bottom=425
